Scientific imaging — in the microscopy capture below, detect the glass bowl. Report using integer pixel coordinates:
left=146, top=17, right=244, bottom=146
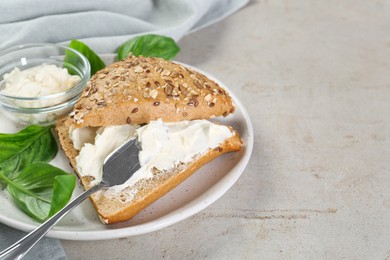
left=0, top=43, right=90, bottom=125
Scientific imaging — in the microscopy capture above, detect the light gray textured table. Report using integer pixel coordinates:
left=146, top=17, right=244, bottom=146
left=61, top=1, right=390, bottom=259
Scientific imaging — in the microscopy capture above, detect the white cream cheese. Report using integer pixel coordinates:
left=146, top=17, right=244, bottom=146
left=1, top=64, right=82, bottom=124
left=69, top=127, right=98, bottom=150
left=72, top=120, right=234, bottom=196
left=1, top=64, right=81, bottom=98
left=74, top=125, right=139, bottom=186
left=136, top=120, right=169, bottom=166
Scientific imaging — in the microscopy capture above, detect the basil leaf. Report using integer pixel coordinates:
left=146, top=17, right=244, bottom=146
left=66, top=39, right=106, bottom=76
left=6, top=163, right=75, bottom=221
left=117, top=34, right=180, bottom=61
left=48, top=175, right=76, bottom=217
left=0, top=125, right=57, bottom=181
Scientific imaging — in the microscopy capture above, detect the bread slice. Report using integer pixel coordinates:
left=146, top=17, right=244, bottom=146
left=56, top=120, right=242, bottom=224
left=56, top=56, right=242, bottom=224
left=68, top=55, right=235, bottom=127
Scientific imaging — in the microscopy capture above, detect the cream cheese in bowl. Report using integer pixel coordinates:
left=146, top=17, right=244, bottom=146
left=2, top=64, right=81, bottom=97
left=0, top=43, right=90, bottom=125
left=1, top=64, right=81, bottom=108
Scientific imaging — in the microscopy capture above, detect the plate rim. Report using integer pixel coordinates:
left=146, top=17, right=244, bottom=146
left=0, top=62, right=254, bottom=240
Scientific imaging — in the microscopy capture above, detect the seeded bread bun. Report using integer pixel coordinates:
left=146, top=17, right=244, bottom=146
left=56, top=120, right=242, bottom=224
left=55, top=55, right=242, bottom=224
left=69, top=55, right=235, bottom=127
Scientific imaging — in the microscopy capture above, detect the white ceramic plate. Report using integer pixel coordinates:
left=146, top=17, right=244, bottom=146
left=0, top=63, right=253, bottom=240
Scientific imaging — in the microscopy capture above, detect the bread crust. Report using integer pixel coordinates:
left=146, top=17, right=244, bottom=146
left=68, top=55, right=235, bottom=127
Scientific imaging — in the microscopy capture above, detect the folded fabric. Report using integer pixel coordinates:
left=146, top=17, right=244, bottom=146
left=0, top=0, right=248, bottom=259
left=0, top=0, right=248, bottom=53
left=0, top=224, right=67, bottom=259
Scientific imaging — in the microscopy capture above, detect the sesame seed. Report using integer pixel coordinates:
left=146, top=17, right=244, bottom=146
left=162, top=69, right=171, bottom=76
left=134, top=66, right=143, bottom=73
left=149, top=89, right=158, bottom=99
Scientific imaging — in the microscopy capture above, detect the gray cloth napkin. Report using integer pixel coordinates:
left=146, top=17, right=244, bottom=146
left=0, top=225, right=67, bottom=259
left=0, top=0, right=248, bottom=53
left=0, top=0, right=248, bottom=259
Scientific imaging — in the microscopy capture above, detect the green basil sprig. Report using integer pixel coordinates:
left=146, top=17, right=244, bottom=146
left=0, top=125, right=76, bottom=221
left=66, top=34, right=180, bottom=77
left=117, top=34, right=180, bottom=61
left=5, top=163, right=75, bottom=221
left=66, top=39, right=106, bottom=77
left=0, top=125, right=57, bottom=180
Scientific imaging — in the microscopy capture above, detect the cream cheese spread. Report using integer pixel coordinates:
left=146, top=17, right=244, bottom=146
left=1, top=64, right=81, bottom=98
left=75, top=125, right=139, bottom=186
left=72, top=120, right=234, bottom=194
left=69, top=127, right=98, bottom=150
